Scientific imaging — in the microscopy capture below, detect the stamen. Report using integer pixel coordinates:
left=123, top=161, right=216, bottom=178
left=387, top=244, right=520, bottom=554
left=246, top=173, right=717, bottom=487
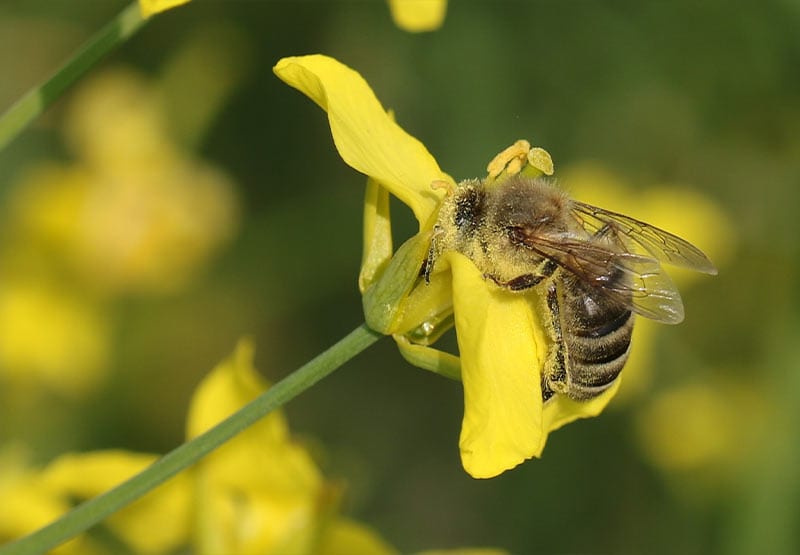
left=527, top=147, right=554, bottom=176
left=486, top=139, right=531, bottom=178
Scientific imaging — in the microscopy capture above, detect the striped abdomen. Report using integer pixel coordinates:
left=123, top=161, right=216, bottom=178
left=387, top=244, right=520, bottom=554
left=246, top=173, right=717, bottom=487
left=560, top=274, right=634, bottom=400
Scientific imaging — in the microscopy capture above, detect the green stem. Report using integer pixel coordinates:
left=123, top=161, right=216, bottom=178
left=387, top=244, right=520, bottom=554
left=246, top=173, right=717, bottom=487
left=0, top=323, right=383, bottom=555
left=0, top=2, right=146, bottom=152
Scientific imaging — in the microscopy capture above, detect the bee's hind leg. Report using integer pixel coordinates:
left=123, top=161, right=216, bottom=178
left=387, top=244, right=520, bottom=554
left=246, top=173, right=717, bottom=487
left=486, top=260, right=559, bottom=292
left=540, top=280, right=568, bottom=402
left=487, top=273, right=546, bottom=291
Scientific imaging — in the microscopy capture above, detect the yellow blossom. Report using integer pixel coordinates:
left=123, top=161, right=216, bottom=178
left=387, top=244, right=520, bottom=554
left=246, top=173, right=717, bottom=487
left=0, top=280, right=109, bottom=396
left=0, top=446, right=188, bottom=555
left=139, top=0, right=191, bottom=18
left=186, top=340, right=330, bottom=555
left=633, top=378, right=769, bottom=499
left=388, top=0, right=448, bottom=32
left=9, top=68, right=238, bottom=295
left=0, top=342, right=398, bottom=555
left=273, top=55, right=629, bottom=478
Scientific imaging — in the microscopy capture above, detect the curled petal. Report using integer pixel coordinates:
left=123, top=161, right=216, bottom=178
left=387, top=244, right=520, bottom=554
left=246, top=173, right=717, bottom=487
left=448, top=253, right=547, bottom=478
left=359, top=178, right=394, bottom=293
left=273, top=55, right=451, bottom=225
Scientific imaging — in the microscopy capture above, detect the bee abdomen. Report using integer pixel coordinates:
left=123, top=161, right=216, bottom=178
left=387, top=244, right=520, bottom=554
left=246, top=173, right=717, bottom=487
left=565, top=303, right=634, bottom=399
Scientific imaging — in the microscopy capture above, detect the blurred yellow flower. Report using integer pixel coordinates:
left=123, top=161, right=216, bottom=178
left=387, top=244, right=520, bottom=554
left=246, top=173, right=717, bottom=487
left=9, top=68, right=238, bottom=295
left=0, top=280, right=109, bottom=396
left=139, top=0, right=191, bottom=18
left=273, top=55, right=628, bottom=479
left=0, top=445, right=187, bottom=555
left=186, top=340, right=336, bottom=555
left=388, top=0, right=448, bottom=32
left=0, top=342, right=398, bottom=555
left=634, top=378, right=769, bottom=497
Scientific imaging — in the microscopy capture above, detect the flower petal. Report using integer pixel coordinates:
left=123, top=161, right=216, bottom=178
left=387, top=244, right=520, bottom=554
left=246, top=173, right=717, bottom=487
left=362, top=231, right=433, bottom=334
left=40, top=450, right=191, bottom=554
left=542, top=379, right=621, bottom=433
left=387, top=0, right=448, bottom=33
left=448, top=253, right=547, bottom=478
left=187, top=340, right=324, bottom=554
left=359, top=178, right=393, bottom=294
left=139, top=0, right=191, bottom=18
left=319, top=517, right=400, bottom=555
left=273, top=55, right=450, bottom=225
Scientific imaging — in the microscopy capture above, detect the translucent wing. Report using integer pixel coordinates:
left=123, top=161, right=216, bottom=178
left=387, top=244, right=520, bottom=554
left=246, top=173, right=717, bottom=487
left=571, top=201, right=718, bottom=275
left=509, top=227, right=686, bottom=324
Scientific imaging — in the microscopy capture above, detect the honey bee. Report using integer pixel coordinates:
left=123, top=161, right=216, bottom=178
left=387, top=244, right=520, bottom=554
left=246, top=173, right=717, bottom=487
left=426, top=176, right=717, bottom=401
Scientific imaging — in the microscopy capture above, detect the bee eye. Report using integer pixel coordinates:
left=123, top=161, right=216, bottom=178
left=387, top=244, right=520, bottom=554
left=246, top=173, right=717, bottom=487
left=454, top=188, right=484, bottom=230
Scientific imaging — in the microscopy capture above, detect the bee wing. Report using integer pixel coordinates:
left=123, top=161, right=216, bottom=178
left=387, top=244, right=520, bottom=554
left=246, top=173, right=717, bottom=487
left=571, top=201, right=718, bottom=275
left=513, top=228, right=686, bottom=324
left=593, top=249, right=686, bottom=324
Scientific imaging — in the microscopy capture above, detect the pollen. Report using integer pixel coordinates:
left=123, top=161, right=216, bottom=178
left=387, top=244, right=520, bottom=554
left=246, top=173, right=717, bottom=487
left=486, top=139, right=531, bottom=179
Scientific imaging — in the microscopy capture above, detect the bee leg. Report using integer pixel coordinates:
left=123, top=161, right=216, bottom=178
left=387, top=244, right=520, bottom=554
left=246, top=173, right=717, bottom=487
left=423, top=225, right=444, bottom=283
left=487, top=259, right=559, bottom=291
left=487, top=273, right=546, bottom=291
left=541, top=279, right=568, bottom=401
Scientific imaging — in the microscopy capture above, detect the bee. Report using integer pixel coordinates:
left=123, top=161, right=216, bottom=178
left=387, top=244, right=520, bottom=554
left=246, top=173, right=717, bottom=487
left=426, top=176, right=717, bottom=402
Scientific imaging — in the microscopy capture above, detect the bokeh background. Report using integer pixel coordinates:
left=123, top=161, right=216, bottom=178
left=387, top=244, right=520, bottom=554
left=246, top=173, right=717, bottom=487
left=1, top=1, right=798, bottom=553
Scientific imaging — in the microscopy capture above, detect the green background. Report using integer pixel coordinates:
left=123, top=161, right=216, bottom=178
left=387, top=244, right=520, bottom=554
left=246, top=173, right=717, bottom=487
left=1, top=1, right=798, bottom=553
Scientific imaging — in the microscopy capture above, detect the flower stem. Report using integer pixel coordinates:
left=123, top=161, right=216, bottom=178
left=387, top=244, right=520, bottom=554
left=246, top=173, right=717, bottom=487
left=0, top=323, right=383, bottom=555
left=0, top=2, right=146, bottom=152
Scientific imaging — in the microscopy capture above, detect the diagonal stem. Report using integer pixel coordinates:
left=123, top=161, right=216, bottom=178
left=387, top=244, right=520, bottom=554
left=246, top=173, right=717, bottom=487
left=0, top=323, right=382, bottom=555
left=0, top=2, right=146, bottom=152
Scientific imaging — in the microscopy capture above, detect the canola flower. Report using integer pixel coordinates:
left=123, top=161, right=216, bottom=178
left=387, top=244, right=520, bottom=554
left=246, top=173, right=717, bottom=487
left=0, top=281, right=108, bottom=397
left=0, top=341, right=506, bottom=555
left=9, top=67, right=238, bottom=296
left=274, top=55, right=631, bottom=478
left=0, top=341, right=365, bottom=554
left=0, top=66, right=238, bottom=396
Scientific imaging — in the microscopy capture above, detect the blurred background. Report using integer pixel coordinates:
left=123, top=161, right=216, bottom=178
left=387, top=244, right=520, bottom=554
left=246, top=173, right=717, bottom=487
left=1, top=1, right=798, bottom=553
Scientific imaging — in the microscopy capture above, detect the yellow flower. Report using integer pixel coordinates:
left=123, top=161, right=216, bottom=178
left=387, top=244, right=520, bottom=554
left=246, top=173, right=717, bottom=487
left=186, top=340, right=333, bottom=555
left=0, top=280, right=109, bottom=396
left=0, top=445, right=189, bottom=555
left=633, top=378, right=769, bottom=499
left=0, top=342, right=397, bottom=555
left=387, top=0, right=448, bottom=32
left=9, top=68, right=238, bottom=295
left=139, top=0, right=191, bottom=18
left=273, top=55, right=622, bottom=478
